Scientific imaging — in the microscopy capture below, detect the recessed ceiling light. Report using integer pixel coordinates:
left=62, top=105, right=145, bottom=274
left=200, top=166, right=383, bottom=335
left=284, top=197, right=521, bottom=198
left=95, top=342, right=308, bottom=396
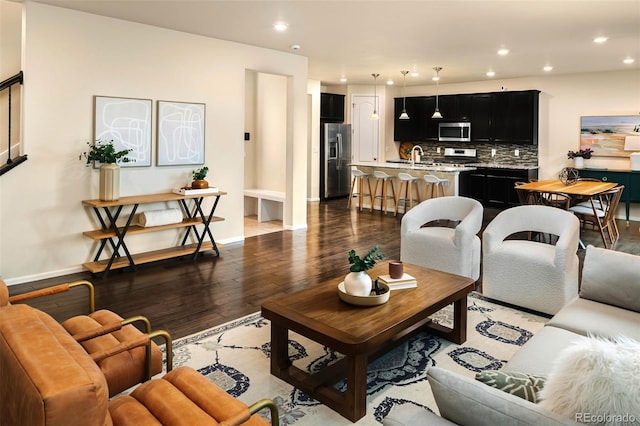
left=411, top=71, right=420, bottom=77
left=386, top=80, right=394, bottom=85
left=498, top=49, right=510, bottom=56
left=340, top=77, right=348, bottom=83
left=623, top=57, right=635, bottom=64
left=486, top=71, right=496, bottom=77
left=543, top=65, right=553, bottom=72
left=273, top=22, right=288, bottom=32
left=593, top=36, right=608, bottom=43
left=431, top=75, right=440, bottom=82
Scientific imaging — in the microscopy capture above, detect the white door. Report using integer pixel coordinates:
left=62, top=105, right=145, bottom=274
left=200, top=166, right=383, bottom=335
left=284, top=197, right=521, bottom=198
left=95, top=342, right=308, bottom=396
left=352, top=95, right=379, bottom=163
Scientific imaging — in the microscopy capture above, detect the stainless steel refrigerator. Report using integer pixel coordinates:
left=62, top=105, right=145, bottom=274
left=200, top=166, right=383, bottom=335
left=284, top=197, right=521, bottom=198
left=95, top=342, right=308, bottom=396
left=323, top=123, right=352, bottom=199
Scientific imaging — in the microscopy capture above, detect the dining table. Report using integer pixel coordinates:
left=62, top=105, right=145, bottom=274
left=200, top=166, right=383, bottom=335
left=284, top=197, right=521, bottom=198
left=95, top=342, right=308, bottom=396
left=514, top=179, right=619, bottom=248
left=514, top=179, right=618, bottom=197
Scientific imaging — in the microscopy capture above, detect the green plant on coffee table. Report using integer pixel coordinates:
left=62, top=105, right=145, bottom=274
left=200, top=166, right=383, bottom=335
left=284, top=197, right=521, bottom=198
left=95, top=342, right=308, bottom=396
left=348, top=245, right=385, bottom=272
left=81, top=139, right=133, bottom=165
left=192, top=166, right=209, bottom=181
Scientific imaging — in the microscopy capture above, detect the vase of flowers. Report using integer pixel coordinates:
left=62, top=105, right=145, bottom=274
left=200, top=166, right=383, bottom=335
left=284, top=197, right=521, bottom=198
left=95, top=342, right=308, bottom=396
left=567, top=148, right=593, bottom=169
left=81, top=140, right=133, bottom=201
left=344, top=245, right=384, bottom=296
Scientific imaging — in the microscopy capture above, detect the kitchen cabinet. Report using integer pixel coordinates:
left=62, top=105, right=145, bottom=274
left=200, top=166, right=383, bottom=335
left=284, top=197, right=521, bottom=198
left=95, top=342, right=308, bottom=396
left=470, top=94, right=492, bottom=142
left=491, top=91, right=538, bottom=145
left=460, top=167, right=538, bottom=208
left=393, top=90, right=539, bottom=144
left=393, top=96, right=432, bottom=142
left=321, top=93, right=345, bottom=122
left=438, top=94, right=471, bottom=122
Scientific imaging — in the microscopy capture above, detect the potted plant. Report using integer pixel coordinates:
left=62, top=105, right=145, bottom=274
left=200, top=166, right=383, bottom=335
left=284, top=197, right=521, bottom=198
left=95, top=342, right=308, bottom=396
left=567, top=147, right=593, bottom=168
left=191, top=166, right=209, bottom=189
left=344, top=245, right=385, bottom=296
left=80, top=140, right=133, bottom=201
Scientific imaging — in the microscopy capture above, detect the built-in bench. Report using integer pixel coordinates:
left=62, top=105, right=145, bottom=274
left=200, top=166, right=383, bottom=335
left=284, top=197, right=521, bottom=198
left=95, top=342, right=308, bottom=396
left=244, top=189, right=285, bottom=222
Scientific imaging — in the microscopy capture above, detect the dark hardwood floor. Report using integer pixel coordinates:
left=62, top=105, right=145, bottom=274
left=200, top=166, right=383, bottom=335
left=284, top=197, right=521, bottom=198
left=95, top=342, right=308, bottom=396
left=10, top=198, right=640, bottom=340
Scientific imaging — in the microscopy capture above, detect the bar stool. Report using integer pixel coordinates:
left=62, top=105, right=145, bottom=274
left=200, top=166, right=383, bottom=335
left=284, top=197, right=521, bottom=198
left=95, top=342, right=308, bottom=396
left=371, top=170, right=397, bottom=214
left=395, top=173, right=421, bottom=216
left=423, top=174, right=449, bottom=199
left=347, top=169, right=373, bottom=212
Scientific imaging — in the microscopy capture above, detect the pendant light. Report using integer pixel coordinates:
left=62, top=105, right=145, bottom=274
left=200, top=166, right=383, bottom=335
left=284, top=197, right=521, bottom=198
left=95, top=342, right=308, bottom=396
left=399, top=70, right=410, bottom=120
left=371, top=73, right=379, bottom=120
left=432, top=66, right=443, bottom=119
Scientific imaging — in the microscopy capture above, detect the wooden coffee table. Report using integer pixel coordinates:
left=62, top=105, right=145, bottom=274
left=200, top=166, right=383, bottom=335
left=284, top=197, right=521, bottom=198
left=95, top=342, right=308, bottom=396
left=261, top=262, right=475, bottom=422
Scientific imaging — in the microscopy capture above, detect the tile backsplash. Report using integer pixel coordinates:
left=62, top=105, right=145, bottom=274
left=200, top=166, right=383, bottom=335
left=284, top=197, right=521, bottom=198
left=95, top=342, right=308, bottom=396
left=409, top=142, right=538, bottom=165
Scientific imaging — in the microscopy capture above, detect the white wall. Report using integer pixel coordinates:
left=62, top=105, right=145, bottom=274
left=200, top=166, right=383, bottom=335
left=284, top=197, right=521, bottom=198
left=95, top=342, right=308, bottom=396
left=1, top=2, right=308, bottom=283
left=307, top=80, right=320, bottom=201
left=255, top=73, right=286, bottom=191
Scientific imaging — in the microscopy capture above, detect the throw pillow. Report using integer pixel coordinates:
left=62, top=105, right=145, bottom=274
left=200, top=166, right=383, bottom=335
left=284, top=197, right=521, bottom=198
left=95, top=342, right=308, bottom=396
left=538, top=335, right=640, bottom=424
left=475, top=370, right=547, bottom=403
left=580, top=245, right=640, bottom=313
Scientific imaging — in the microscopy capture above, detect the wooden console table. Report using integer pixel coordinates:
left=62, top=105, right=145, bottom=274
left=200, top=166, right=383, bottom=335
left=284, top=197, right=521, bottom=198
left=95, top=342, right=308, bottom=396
left=82, top=191, right=226, bottom=275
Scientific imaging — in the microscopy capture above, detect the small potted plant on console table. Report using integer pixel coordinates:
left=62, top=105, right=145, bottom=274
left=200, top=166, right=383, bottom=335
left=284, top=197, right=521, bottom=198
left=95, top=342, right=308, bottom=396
left=344, top=245, right=385, bottom=296
left=81, top=139, right=133, bottom=201
left=191, top=166, right=209, bottom=189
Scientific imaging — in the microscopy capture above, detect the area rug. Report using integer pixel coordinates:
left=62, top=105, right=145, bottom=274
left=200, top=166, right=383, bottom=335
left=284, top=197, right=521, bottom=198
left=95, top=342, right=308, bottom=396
left=166, top=293, right=548, bottom=425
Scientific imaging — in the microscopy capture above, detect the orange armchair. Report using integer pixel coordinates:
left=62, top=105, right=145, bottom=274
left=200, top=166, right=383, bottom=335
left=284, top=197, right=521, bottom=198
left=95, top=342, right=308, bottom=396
left=1, top=278, right=172, bottom=397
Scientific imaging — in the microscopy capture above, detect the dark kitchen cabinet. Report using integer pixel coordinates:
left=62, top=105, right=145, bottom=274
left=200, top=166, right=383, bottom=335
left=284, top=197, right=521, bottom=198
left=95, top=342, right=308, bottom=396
left=393, top=96, right=432, bottom=141
left=491, top=90, right=539, bottom=144
left=460, top=167, right=538, bottom=208
left=470, top=94, right=491, bottom=142
left=438, top=94, right=471, bottom=122
left=393, top=90, right=539, bottom=144
left=321, top=93, right=345, bottom=122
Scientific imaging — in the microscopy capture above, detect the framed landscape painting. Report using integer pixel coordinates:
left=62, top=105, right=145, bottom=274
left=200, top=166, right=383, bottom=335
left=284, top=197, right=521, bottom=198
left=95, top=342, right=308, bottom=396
left=580, top=115, right=640, bottom=158
left=157, top=101, right=206, bottom=166
left=94, top=96, right=152, bottom=167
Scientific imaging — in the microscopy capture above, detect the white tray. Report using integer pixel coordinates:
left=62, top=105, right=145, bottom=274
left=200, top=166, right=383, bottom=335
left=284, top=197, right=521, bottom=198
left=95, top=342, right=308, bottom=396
left=337, top=281, right=390, bottom=306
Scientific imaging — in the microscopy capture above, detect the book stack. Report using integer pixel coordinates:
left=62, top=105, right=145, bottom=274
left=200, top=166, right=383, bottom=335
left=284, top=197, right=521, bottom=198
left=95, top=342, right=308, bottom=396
left=377, top=273, right=417, bottom=290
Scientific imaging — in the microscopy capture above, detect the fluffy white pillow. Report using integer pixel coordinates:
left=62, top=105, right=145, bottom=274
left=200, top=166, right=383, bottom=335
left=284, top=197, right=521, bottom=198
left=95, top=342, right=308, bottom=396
left=538, top=335, right=640, bottom=425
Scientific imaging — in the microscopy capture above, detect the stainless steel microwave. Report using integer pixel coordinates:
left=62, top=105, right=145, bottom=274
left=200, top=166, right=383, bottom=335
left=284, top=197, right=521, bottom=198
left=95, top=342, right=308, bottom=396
left=439, top=122, right=471, bottom=142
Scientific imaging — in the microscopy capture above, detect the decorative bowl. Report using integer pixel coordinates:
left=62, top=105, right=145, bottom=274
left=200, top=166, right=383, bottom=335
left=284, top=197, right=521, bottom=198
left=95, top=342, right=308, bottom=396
left=337, top=281, right=390, bottom=306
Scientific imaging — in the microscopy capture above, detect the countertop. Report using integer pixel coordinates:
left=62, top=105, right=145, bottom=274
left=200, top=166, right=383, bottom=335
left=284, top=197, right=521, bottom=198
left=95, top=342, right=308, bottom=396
left=351, top=161, right=474, bottom=173
left=384, top=159, right=538, bottom=171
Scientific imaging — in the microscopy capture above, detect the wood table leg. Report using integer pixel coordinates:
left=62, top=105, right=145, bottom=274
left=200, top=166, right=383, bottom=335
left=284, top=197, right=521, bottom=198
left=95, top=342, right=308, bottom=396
left=450, top=296, right=468, bottom=344
left=424, top=295, right=468, bottom=344
left=345, top=352, right=368, bottom=422
left=269, top=324, right=290, bottom=375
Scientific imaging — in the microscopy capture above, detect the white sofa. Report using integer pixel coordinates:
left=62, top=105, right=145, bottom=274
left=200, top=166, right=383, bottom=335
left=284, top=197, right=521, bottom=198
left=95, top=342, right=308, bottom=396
left=401, top=196, right=483, bottom=281
left=384, top=245, right=640, bottom=425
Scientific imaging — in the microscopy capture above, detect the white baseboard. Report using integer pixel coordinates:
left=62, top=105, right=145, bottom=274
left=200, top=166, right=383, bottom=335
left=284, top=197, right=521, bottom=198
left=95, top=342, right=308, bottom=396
left=4, top=266, right=85, bottom=286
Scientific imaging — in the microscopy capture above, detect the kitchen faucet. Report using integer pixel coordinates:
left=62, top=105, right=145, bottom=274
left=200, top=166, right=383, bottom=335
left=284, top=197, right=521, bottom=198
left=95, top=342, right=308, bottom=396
left=411, top=145, right=424, bottom=167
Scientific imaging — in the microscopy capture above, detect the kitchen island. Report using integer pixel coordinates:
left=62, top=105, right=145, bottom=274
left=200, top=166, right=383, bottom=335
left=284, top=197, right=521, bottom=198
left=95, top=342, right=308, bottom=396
left=349, top=161, right=475, bottom=213
left=350, top=160, right=475, bottom=197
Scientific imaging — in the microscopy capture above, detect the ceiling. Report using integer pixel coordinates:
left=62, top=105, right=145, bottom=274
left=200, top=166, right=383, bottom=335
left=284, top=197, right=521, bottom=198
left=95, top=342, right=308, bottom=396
left=28, top=0, right=640, bottom=86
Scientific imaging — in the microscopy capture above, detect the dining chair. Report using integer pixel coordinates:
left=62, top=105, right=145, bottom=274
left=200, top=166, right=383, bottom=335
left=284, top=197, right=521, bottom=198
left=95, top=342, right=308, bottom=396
left=569, top=185, right=624, bottom=248
left=527, top=178, right=571, bottom=209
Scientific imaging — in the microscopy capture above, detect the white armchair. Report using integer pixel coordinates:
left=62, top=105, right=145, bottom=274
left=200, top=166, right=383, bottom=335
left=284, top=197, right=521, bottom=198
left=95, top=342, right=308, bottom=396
left=482, top=205, right=580, bottom=315
left=401, top=196, right=483, bottom=281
